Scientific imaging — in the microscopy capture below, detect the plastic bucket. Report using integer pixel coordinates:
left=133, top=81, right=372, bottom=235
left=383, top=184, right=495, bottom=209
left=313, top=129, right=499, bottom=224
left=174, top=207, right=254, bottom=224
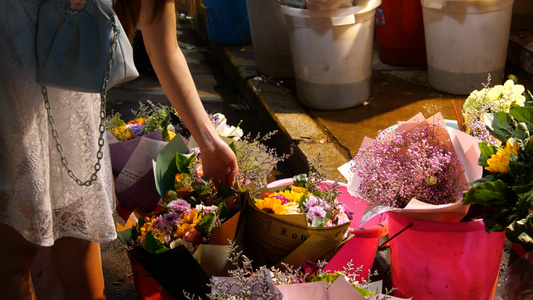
left=128, top=253, right=163, bottom=300
left=246, top=0, right=294, bottom=78
left=322, top=224, right=386, bottom=280
left=375, top=0, right=426, bottom=66
left=386, top=212, right=505, bottom=299
left=266, top=179, right=387, bottom=279
left=421, top=0, right=514, bottom=95
left=280, top=0, right=381, bottom=110
left=203, top=0, right=252, bottom=45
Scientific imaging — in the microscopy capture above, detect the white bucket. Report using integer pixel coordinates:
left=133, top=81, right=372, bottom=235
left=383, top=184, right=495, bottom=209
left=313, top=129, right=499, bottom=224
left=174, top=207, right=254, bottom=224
left=421, top=0, right=514, bottom=95
left=280, top=0, right=381, bottom=110
left=246, top=0, right=294, bottom=78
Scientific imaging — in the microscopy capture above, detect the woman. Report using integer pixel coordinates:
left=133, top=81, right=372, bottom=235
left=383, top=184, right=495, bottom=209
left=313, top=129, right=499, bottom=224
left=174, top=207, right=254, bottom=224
left=0, top=0, right=238, bottom=299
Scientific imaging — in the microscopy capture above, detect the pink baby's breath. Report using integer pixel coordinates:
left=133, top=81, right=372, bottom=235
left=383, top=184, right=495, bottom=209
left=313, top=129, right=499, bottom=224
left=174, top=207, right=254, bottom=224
left=351, top=123, right=466, bottom=208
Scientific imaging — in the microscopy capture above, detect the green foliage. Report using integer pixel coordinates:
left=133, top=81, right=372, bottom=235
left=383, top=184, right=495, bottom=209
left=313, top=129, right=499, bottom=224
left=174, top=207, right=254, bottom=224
left=463, top=102, right=533, bottom=252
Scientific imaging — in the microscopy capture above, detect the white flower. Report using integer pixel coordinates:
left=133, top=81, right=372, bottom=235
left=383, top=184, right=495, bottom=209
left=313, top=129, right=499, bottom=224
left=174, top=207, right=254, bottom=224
left=170, top=238, right=195, bottom=253
left=211, top=113, right=244, bottom=140
left=285, top=202, right=301, bottom=214
left=463, top=79, right=526, bottom=145
left=464, top=79, right=525, bottom=113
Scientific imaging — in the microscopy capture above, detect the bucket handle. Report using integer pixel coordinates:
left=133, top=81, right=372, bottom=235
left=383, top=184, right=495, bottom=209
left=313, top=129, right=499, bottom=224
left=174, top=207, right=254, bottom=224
left=378, top=222, right=413, bottom=249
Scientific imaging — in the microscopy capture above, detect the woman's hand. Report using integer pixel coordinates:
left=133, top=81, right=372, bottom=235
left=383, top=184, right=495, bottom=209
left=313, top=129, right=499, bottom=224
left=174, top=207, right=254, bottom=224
left=199, top=137, right=238, bottom=188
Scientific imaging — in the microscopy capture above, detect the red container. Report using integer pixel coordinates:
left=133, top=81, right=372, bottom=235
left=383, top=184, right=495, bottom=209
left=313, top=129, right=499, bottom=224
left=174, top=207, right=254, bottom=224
left=128, top=253, right=163, bottom=300
left=375, top=0, right=426, bottom=66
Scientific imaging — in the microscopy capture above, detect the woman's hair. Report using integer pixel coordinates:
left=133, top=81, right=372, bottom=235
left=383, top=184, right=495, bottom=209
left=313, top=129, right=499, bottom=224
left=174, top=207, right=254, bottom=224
left=113, top=0, right=167, bottom=39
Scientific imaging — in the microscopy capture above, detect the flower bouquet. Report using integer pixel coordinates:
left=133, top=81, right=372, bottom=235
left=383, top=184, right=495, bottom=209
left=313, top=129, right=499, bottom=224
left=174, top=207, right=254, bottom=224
left=105, top=101, right=185, bottom=218
left=117, top=136, right=245, bottom=299
left=462, top=98, right=533, bottom=253
left=344, top=112, right=504, bottom=299
left=461, top=78, right=527, bottom=146
left=242, top=159, right=384, bottom=274
left=115, top=109, right=277, bottom=299
left=202, top=244, right=409, bottom=300
left=347, top=112, right=482, bottom=222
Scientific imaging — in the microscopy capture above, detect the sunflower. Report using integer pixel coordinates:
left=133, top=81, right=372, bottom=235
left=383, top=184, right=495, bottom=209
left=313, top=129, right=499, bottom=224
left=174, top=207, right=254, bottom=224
left=255, top=197, right=287, bottom=215
left=485, top=140, right=519, bottom=174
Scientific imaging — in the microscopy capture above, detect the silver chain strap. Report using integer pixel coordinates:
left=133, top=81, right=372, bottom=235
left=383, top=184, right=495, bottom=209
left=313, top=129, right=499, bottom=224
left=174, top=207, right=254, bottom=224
left=41, top=15, right=119, bottom=187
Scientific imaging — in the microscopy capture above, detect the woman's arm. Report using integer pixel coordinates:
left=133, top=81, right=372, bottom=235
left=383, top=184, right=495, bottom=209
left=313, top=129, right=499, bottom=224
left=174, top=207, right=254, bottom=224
left=138, top=0, right=238, bottom=187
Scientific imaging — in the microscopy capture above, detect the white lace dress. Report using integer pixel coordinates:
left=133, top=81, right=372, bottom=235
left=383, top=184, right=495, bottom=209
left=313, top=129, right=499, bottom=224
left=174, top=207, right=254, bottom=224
left=0, top=0, right=117, bottom=246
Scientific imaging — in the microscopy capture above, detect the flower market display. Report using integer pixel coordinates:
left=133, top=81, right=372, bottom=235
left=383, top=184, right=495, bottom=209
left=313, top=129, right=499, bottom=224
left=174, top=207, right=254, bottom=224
left=111, top=80, right=533, bottom=298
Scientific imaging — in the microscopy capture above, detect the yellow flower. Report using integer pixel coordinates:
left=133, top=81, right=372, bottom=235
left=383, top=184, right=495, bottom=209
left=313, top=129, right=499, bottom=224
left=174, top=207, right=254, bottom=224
left=168, top=130, right=176, bottom=141
left=137, top=219, right=153, bottom=242
left=112, top=126, right=133, bottom=140
left=173, top=210, right=202, bottom=238
left=290, top=185, right=308, bottom=194
left=279, top=190, right=308, bottom=203
left=485, top=140, right=519, bottom=173
left=255, top=197, right=287, bottom=214
left=174, top=173, right=192, bottom=191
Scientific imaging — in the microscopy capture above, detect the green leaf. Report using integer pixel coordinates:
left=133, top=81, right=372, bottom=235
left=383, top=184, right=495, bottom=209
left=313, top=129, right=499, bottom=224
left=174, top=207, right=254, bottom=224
left=311, top=216, right=326, bottom=227
left=478, top=142, right=497, bottom=167
left=485, top=112, right=514, bottom=142
left=196, top=212, right=216, bottom=236
left=191, top=180, right=212, bottom=196
left=506, top=214, right=533, bottom=252
left=144, top=231, right=169, bottom=254
left=511, top=123, right=530, bottom=145
left=217, top=181, right=238, bottom=199
left=299, top=194, right=310, bottom=210
left=160, top=119, right=170, bottom=141
left=292, top=174, right=308, bottom=187
left=175, top=152, right=196, bottom=174
left=510, top=106, right=533, bottom=126
left=463, top=179, right=512, bottom=207
left=353, top=285, right=374, bottom=297
left=228, top=141, right=237, bottom=154
left=508, top=153, right=521, bottom=178
left=218, top=202, right=231, bottom=220
left=117, top=227, right=133, bottom=246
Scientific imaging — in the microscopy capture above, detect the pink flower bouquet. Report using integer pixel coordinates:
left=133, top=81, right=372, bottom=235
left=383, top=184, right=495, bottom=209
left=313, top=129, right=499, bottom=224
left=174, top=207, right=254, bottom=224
left=346, top=112, right=483, bottom=222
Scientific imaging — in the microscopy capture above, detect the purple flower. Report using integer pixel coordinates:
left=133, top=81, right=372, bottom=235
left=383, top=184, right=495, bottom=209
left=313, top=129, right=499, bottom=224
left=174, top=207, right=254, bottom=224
left=270, top=194, right=290, bottom=205
left=304, top=195, right=319, bottom=208
left=126, top=123, right=145, bottom=136
left=167, top=199, right=191, bottom=215
left=351, top=123, right=466, bottom=208
left=307, top=205, right=327, bottom=220
left=300, top=261, right=320, bottom=279
left=152, top=212, right=180, bottom=231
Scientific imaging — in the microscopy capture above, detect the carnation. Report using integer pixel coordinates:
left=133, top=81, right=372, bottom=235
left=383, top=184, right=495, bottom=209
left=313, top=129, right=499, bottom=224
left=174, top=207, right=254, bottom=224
left=351, top=122, right=467, bottom=208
